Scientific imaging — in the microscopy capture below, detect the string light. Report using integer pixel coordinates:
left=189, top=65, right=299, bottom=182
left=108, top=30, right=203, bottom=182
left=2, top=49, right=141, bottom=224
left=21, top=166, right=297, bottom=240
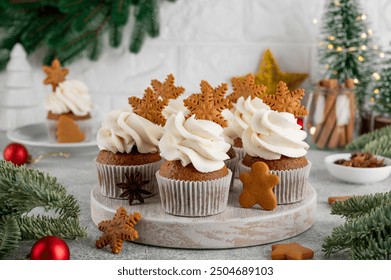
left=312, top=18, right=318, bottom=24
left=373, top=45, right=378, bottom=50
left=358, top=56, right=365, bottom=62
left=325, top=64, right=330, bottom=69
left=370, top=97, right=375, bottom=103
left=348, top=47, right=357, bottom=52
left=373, top=73, right=381, bottom=80
left=361, top=33, right=367, bottom=39
left=328, top=44, right=334, bottom=49
left=380, top=52, right=385, bottom=58
left=361, top=45, right=367, bottom=50
left=374, top=89, right=380, bottom=94
left=354, top=78, right=359, bottom=84
left=309, top=127, right=317, bottom=135
left=329, top=36, right=335, bottom=41
left=367, top=29, right=373, bottom=35
left=334, top=0, right=341, bottom=6
left=361, top=14, right=367, bottom=20
left=336, top=47, right=343, bottom=52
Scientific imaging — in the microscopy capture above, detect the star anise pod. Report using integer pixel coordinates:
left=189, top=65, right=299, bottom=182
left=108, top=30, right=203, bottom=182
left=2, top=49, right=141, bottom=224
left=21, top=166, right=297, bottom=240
left=116, top=172, right=151, bottom=205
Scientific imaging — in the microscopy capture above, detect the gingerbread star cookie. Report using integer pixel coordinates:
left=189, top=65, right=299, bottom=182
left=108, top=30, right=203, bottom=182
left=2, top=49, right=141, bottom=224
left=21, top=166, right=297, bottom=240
left=129, top=87, right=169, bottom=126
left=271, top=243, right=314, bottom=260
left=95, top=207, right=141, bottom=254
left=262, top=81, right=308, bottom=117
left=184, top=80, right=229, bottom=127
left=56, top=115, right=85, bottom=143
left=43, top=58, right=69, bottom=91
left=239, top=162, right=279, bottom=210
left=227, top=73, right=267, bottom=107
left=150, top=74, right=185, bottom=102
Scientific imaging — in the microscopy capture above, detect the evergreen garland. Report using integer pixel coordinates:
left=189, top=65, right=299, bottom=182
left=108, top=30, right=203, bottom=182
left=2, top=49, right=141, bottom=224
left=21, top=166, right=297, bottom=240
left=323, top=192, right=391, bottom=259
left=346, top=125, right=391, bottom=157
left=0, top=0, right=177, bottom=69
left=0, top=160, right=86, bottom=259
left=318, top=0, right=380, bottom=112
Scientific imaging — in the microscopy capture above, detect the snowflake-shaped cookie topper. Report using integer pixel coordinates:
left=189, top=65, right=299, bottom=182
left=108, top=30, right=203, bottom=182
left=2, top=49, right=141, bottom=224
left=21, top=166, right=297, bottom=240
left=227, top=73, right=267, bottom=107
left=95, top=207, right=141, bottom=254
left=262, top=81, right=308, bottom=117
left=129, top=88, right=169, bottom=126
left=150, top=74, right=185, bottom=101
left=239, top=161, right=279, bottom=210
left=183, top=80, right=229, bottom=127
left=43, top=58, right=69, bottom=91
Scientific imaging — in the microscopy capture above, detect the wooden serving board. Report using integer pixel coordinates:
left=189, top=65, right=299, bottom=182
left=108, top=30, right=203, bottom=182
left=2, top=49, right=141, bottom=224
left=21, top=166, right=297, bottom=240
left=90, top=181, right=316, bottom=249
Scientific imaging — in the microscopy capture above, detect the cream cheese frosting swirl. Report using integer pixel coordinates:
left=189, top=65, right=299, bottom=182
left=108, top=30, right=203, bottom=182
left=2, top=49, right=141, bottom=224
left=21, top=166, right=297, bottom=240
left=221, top=109, right=240, bottom=145
left=97, top=108, right=164, bottom=154
left=159, top=111, right=230, bottom=173
left=233, top=96, right=270, bottom=137
left=242, top=109, right=309, bottom=160
left=44, top=80, right=92, bottom=116
left=162, top=98, right=189, bottom=120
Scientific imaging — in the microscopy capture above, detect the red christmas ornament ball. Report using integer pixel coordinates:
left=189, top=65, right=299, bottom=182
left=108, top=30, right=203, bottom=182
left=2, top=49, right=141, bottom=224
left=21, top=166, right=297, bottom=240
left=30, top=236, right=70, bottom=260
left=297, top=117, right=304, bottom=130
left=3, top=143, right=29, bottom=165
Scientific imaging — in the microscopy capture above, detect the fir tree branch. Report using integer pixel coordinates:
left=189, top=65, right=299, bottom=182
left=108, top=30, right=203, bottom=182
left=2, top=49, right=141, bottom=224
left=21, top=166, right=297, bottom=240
left=323, top=197, right=391, bottom=259
left=0, top=215, right=21, bottom=260
left=346, top=125, right=391, bottom=151
left=331, top=191, right=391, bottom=219
left=18, top=215, right=86, bottom=240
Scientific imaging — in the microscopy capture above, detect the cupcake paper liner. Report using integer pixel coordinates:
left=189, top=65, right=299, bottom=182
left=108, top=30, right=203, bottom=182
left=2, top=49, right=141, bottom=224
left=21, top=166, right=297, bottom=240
left=47, top=118, right=94, bottom=142
left=156, top=169, right=232, bottom=217
left=233, top=146, right=245, bottom=178
left=224, top=155, right=239, bottom=190
left=238, top=160, right=311, bottom=204
left=96, top=159, right=162, bottom=198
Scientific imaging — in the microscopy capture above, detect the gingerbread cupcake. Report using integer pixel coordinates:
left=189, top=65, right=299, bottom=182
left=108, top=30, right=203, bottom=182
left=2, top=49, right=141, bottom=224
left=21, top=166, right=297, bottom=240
left=157, top=80, right=232, bottom=217
left=239, top=81, right=311, bottom=204
left=96, top=74, right=184, bottom=199
left=224, top=74, right=269, bottom=176
left=43, top=59, right=93, bottom=143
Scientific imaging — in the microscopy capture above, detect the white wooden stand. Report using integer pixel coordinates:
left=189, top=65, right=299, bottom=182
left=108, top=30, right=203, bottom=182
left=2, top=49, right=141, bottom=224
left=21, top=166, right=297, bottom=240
left=90, top=181, right=316, bottom=249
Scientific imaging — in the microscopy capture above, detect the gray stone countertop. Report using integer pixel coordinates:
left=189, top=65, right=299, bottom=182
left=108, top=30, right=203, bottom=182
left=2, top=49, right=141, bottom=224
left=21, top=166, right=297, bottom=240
left=1, top=131, right=390, bottom=260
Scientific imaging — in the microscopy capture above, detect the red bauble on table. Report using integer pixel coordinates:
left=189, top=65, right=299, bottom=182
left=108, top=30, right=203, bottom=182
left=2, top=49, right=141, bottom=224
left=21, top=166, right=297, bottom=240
left=297, top=117, right=304, bottom=130
left=3, top=142, right=30, bottom=165
left=30, top=236, right=70, bottom=260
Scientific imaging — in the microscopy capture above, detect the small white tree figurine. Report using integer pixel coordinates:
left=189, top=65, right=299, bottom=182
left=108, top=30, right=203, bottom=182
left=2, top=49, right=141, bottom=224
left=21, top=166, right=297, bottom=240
left=0, top=43, right=42, bottom=131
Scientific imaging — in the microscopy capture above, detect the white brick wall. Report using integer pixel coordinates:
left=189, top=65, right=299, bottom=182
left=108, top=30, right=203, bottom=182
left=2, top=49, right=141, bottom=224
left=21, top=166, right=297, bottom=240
left=1, top=0, right=391, bottom=119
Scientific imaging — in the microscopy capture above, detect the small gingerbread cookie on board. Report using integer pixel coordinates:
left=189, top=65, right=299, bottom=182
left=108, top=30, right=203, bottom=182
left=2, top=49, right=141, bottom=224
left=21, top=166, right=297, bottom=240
left=271, top=242, right=314, bottom=260
left=239, top=162, right=279, bottom=210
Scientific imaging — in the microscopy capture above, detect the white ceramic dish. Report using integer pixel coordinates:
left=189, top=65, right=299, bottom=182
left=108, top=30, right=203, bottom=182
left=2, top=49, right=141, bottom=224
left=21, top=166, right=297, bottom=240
left=324, top=153, right=391, bottom=184
left=7, top=123, right=98, bottom=153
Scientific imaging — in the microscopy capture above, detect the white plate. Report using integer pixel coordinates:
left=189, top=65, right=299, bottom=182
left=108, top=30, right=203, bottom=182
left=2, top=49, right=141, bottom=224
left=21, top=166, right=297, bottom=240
left=324, top=153, right=391, bottom=184
left=7, top=123, right=98, bottom=152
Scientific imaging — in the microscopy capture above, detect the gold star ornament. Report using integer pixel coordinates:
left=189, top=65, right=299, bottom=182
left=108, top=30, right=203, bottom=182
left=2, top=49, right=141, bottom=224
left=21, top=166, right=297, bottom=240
left=250, top=49, right=308, bottom=96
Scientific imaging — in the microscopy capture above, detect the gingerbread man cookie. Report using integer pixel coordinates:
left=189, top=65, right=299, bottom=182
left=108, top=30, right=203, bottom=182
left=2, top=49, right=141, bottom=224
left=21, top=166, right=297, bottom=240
left=239, top=162, right=279, bottom=210
left=271, top=243, right=314, bottom=260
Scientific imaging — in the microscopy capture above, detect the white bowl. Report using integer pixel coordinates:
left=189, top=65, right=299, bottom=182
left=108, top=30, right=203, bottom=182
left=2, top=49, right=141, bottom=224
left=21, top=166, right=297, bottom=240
left=324, top=153, right=391, bottom=184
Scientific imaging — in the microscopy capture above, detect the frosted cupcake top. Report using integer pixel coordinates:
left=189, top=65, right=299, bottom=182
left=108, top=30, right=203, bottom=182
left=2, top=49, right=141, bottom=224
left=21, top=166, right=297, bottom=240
left=162, top=98, right=189, bottom=120
left=233, top=96, right=270, bottom=137
left=242, top=109, right=309, bottom=160
left=44, top=80, right=92, bottom=116
left=159, top=111, right=230, bottom=172
left=97, top=108, right=164, bottom=154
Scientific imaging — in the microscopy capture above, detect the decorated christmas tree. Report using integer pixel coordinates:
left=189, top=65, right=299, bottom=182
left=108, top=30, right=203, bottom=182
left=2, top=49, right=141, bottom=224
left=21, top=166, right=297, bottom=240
left=0, top=43, right=41, bottom=131
left=371, top=52, right=391, bottom=115
left=0, top=0, right=177, bottom=69
left=318, top=0, right=380, bottom=111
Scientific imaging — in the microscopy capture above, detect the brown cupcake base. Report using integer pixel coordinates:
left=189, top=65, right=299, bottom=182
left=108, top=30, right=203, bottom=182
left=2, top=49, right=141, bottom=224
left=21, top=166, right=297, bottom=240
left=242, top=154, right=308, bottom=171
left=96, top=149, right=162, bottom=166
left=159, top=160, right=228, bottom=181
